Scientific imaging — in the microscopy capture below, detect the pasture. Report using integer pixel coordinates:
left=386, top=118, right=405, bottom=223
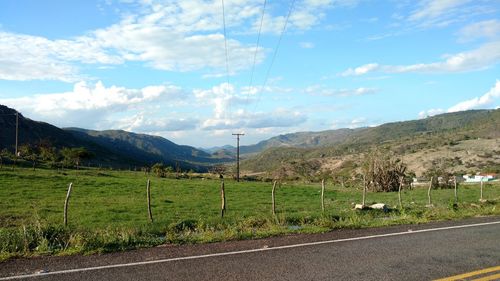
left=0, top=167, right=498, bottom=260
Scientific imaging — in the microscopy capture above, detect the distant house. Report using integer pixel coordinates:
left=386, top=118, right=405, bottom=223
left=463, top=174, right=497, bottom=183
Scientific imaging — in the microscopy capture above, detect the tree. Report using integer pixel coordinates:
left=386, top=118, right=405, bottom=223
left=362, top=151, right=409, bottom=192
left=423, top=159, right=454, bottom=189
left=19, top=144, right=38, bottom=170
left=39, top=146, right=59, bottom=168
left=151, top=163, right=166, bottom=177
left=60, top=147, right=92, bottom=169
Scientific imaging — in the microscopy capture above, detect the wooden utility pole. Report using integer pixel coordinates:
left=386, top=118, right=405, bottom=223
left=232, top=133, right=244, bottom=182
left=15, top=112, right=19, bottom=163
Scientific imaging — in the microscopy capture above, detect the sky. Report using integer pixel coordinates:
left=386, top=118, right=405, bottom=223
left=0, top=0, right=499, bottom=148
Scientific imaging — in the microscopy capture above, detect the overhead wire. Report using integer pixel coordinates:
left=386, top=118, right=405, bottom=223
left=221, top=0, right=232, bottom=120
left=251, top=0, right=296, bottom=114
left=243, top=0, right=267, bottom=110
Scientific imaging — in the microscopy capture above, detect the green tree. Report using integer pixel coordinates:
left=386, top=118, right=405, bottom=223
left=60, top=147, right=92, bottom=169
left=151, top=163, right=166, bottom=177
left=19, top=144, right=38, bottom=170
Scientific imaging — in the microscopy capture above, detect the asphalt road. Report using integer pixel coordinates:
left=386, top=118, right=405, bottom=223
left=1, top=217, right=499, bottom=281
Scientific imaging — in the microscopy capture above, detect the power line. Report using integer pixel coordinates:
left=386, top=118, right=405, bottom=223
left=252, top=0, right=296, bottom=114
left=243, top=0, right=267, bottom=110
left=221, top=0, right=231, bottom=120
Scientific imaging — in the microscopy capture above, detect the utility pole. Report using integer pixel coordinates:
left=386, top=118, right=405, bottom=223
left=232, top=133, right=244, bottom=182
left=15, top=112, right=19, bottom=157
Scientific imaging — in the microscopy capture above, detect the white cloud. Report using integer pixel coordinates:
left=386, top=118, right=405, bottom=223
left=116, top=113, right=198, bottom=132
left=458, top=19, right=500, bottom=42
left=256, top=0, right=352, bottom=34
left=418, top=108, right=445, bottom=118
left=447, top=80, right=500, bottom=112
left=418, top=80, right=500, bottom=118
left=305, top=85, right=377, bottom=96
left=409, top=0, right=471, bottom=23
left=0, top=0, right=344, bottom=81
left=341, top=41, right=500, bottom=76
left=299, top=42, right=315, bottom=49
left=0, top=81, right=184, bottom=127
left=0, top=31, right=119, bottom=82
left=406, top=0, right=495, bottom=28
left=341, top=63, right=379, bottom=76
left=193, top=82, right=306, bottom=130
left=201, top=109, right=307, bottom=130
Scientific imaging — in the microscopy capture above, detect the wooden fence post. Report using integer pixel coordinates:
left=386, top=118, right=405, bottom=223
left=454, top=177, right=458, bottom=204
left=398, top=178, right=403, bottom=209
left=480, top=180, right=484, bottom=202
left=362, top=174, right=367, bottom=206
left=427, top=176, right=433, bottom=207
left=272, top=181, right=277, bottom=216
left=220, top=178, right=226, bottom=218
left=64, top=182, right=73, bottom=226
left=147, top=179, right=153, bottom=223
left=321, top=179, right=325, bottom=212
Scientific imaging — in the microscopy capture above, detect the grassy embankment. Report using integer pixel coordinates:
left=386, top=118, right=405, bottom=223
left=0, top=167, right=498, bottom=261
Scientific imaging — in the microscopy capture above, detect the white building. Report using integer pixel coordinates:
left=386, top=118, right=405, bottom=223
left=463, top=174, right=497, bottom=183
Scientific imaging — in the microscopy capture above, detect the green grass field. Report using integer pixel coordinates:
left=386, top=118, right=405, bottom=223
left=0, top=167, right=499, bottom=261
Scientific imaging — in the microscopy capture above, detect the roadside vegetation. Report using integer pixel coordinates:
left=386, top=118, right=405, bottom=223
left=0, top=166, right=498, bottom=261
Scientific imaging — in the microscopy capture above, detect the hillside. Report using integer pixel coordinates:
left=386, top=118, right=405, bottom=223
left=241, top=109, right=500, bottom=177
left=65, top=128, right=228, bottom=168
left=238, top=109, right=500, bottom=156
left=0, top=105, right=228, bottom=171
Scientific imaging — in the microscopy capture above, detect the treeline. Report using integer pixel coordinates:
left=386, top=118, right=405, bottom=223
left=0, top=144, right=92, bottom=170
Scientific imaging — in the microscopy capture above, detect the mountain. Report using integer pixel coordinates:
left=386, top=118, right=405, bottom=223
left=241, top=109, right=500, bottom=175
left=199, top=145, right=235, bottom=154
left=64, top=128, right=225, bottom=169
left=0, top=104, right=227, bottom=171
left=239, top=128, right=361, bottom=155
left=240, top=109, right=500, bottom=156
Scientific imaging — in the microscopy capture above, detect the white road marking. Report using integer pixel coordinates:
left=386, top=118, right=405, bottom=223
left=1, top=220, right=499, bottom=280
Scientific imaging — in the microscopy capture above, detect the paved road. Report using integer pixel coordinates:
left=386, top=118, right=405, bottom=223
left=1, top=217, right=499, bottom=280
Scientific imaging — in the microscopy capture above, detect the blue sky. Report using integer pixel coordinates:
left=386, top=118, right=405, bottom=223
left=0, top=0, right=499, bottom=147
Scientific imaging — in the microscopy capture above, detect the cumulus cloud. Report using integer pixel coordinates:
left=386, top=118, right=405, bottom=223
left=116, top=114, right=198, bottom=132
left=418, top=80, right=500, bottom=118
left=447, top=80, right=500, bottom=112
left=0, top=0, right=342, bottom=81
left=458, top=19, right=500, bottom=42
left=418, top=108, right=445, bottom=118
left=0, top=81, right=184, bottom=127
left=305, top=85, right=377, bottom=96
left=341, top=41, right=500, bottom=76
left=193, top=82, right=306, bottom=130
left=0, top=31, right=120, bottom=82
left=201, top=109, right=307, bottom=130
left=341, top=63, right=380, bottom=76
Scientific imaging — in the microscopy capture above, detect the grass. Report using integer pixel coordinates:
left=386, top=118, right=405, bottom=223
left=0, top=167, right=499, bottom=261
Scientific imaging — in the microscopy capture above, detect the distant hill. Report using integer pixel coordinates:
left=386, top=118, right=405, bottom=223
left=239, top=128, right=361, bottom=155
left=64, top=128, right=226, bottom=169
left=199, top=145, right=235, bottom=154
left=0, top=104, right=228, bottom=171
left=241, top=109, right=500, bottom=174
left=240, top=110, right=499, bottom=156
